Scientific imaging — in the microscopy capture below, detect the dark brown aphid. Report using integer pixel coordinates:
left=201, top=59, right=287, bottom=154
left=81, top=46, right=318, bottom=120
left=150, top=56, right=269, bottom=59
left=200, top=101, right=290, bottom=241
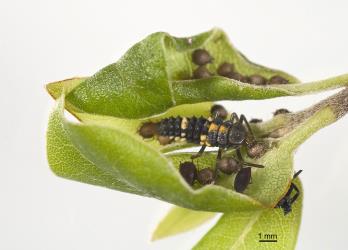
left=157, top=136, right=172, bottom=145
left=273, top=108, right=290, bottom=116
left=192, top=49, right=213, bottom=65
left=193, top=66, right=212, bottom=79
left=197, top=168, right=215, bottom=185
left=247, top=142, right=266, bottom=158
left=249, top=118, right=263, bottom=123
left=269, top=75, right=289, bottom=85
left=138, top=122, right=158, bottom=138
left=210, top=104, right=228, bottom=120
left=226, top=72, right=244, bottom=82
left=179, top=161, right=197, bottom=186
left=216, top=154, right=263, bottom=192
left=226, top=72, right=249, bottom=83
left=216, top=157, right=241, bottom=175
left=249, top=74, right=267, bottom=85
left=234, top=167, right=251, bottom=193
left=217, top=62, right=234, bottom=77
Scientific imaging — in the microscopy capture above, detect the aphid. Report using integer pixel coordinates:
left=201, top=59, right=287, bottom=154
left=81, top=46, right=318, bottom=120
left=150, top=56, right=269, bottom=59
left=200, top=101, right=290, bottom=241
left=249, top=74, right=267, bottom=85
left=210, top=104, right=228, bottom=120
left=138, top=122, right=158, bottom=138
left=246, top=142, right=266, bottom=158
left=157, top=135, right=172, bottom=145
left=193, top=66, right=212, bottom=79
left=216, top=157, right=241, bottom=175
left=269, top=75, right=289, bottom=85
left=216, top=151, right=263, bottom=192
left=226, top=72, right=244, bottom=82
left=273, top=108, right=290, bottom=116
left=217, top=62, right=234, bottom=77
left=192, top=49, right=213, bottom=65
left=179, top=161, right=197, bottom=186
left=234, top=167, right=251, bottom=193
left=249, top=118, right=263, bottom=123
left=197, top=168, right=215, bottom=185
left=275, top=170, right=303, bottom=215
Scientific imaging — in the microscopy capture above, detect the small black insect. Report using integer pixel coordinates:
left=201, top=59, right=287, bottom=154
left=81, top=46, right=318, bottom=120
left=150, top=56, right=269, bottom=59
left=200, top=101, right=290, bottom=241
left=225, top=71, right=245, bottom=82
left=138, top=122, right=158, bottom=138
left=246, top=142, right=266, bottom=158
left=193, top=66, right=212, bottom=79
left=273, top=108, right=290, bottom=116
left=192, top=49, right=213, bottom=65
left=249, top=118, right=263, bottom=124
left=269, top=75, right=289, bottom=85
left=217, top=62, right=234, bottom=77
left=210, top=104, right=228, bottom=120
left=197, top=168, right=215, bottom=185
left=234, top=167, right=252, bottom=193
left=216, top=150, right=263, bottom=193
left=249, top=74, right=267, bottom=85
left=179, top=161, right=197, bottom=186
left=276, top=170, right=303, bottom=215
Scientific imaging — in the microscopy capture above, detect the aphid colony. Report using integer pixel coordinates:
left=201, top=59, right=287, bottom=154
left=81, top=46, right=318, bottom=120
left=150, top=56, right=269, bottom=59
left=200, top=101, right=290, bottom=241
left=139, top=48, right=300, bottom=214
left=139, top=104, right=301, bottom=214
left=191, top=48, right=289, bottom=85
left=139, top=104, right=265, bottom=193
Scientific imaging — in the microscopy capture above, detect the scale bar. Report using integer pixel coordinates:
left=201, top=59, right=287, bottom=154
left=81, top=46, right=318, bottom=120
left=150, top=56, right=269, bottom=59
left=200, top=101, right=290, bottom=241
left=259, top=240, right=277, bottom=242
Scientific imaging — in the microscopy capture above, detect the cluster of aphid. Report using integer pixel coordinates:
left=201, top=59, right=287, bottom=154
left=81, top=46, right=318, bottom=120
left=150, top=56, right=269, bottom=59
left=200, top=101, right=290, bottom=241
left=178, top=158, right=257, bottom=193
left=191, top=48, right=289, bottom=86
left=140, top=104, right=264, bottom=191
left=139, top=104, right=301, bottom=215
left=139, top=46, right=300, bottom=214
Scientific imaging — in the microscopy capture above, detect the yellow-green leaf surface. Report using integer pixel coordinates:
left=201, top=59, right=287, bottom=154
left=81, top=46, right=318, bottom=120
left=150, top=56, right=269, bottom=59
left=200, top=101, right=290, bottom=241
left=193, top=179, right=303, bottom=250
left=46, top=88, right=348, bottom=213
left=52, top=98, right=262, bottom=212
left=152, top=206, right=217, bottom=241
left=46, top=28, right=348, bottom=119
left=46, top=99, right=144, bottom=195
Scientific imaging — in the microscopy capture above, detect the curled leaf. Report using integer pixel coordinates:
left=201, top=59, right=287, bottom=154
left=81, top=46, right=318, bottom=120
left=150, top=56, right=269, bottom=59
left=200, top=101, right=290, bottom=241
left=46, top=88, right=348, bottom=213
left=49, top=97, right=262, bottom=212
left=46, top=28, right=298, bottom=119
left=46, top=29, right=348, bottom=119
left=193, top=179, right=303, bottom=250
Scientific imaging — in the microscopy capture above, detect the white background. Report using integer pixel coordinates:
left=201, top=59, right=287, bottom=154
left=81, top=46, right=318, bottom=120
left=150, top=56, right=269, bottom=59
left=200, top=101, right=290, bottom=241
left=1, top=0, right=348, bottom=249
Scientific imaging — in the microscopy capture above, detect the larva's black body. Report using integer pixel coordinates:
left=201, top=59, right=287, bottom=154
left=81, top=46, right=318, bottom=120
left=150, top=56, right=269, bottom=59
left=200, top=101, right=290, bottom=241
left=158, top=116, right=209, bottom=145
left=139, top=104, right=266, bottom=194
left=157, top=115, right=248, bottom=149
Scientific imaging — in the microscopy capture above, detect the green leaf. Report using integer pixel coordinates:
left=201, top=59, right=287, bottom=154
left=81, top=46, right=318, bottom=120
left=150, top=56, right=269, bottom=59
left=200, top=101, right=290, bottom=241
left=46, top=29, right=348, bottom=119
left=47, top=28, right=298, bottom=119
left=151, top=206, right=217, bottom=241
left=46, top=98, right=144, bottom=195
left=172, top=73, right=348, bottom=105
left=193, top=179, right=303, bottom=250
left=46, top=88, right=348, bottom=212
left=58, top=99, right=262, bottom=212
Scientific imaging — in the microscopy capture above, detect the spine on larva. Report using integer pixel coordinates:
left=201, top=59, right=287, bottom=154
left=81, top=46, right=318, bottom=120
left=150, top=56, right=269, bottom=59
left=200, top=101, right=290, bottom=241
left=158, top=116, right=210, bottom=144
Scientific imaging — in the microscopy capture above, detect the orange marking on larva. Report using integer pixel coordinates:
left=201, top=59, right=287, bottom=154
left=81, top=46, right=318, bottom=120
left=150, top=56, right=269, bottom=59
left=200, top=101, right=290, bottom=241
left=208, top=123, right=219, bottom=132
left=200, top=135, right=207, bottom=144
left=181, top=117, right=188, bottom=130
left=218, top=125, right=228, bottom=133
